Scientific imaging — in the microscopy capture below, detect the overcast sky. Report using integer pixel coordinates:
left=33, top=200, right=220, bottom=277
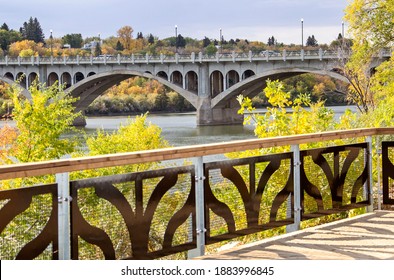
left=1, top=0, right=348, bottom=45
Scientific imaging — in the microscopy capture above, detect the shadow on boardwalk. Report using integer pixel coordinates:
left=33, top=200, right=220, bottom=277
left=198, top=211, right=394, bottom=260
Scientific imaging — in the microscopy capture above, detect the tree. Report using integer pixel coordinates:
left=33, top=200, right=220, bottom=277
left=202, top=36, right=211, bottom=48
left=306, top=35, right=318, bottom=46
left=94, top=42, right=102, bottom=56
left=147, top=34, right=154, bottom=44
left=0, top=29, right=22, bottom=51
left=4, top=81, right=81, bottom=163
left=267, top=36, right=277, bottom=46
left=117, top=25, right=134, bottom=50
left=20, top=17, right=45, bottom=43
left=62, top=33, right=83, bottom=48
left=343, top=0, right=394, bottom=113
left=115, top=40, right=124, bottom=51
left=136, top=32, right=143, bottom=39
left=1, top=23, right=9, bottom=31
left=177, top=34, right=186, bottom=48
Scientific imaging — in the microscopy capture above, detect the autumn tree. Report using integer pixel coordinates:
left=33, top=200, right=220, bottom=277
left=4, top=82, right=81, bottom=163
left=343, top=0, right=394, bottom=113
left=117, top=25, right=134, bottom=50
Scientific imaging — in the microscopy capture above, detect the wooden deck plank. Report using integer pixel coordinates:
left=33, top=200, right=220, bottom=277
left=197, top=211, right=394, bottom=260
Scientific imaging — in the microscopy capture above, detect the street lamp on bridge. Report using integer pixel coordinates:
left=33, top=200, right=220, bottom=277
left=219, top=28, right=222, bottom=54
left=49, top=29, right=53, bottom=56
left=175, top=25, right=178, bottom=54
left=301, top=18, right=304, bottom=49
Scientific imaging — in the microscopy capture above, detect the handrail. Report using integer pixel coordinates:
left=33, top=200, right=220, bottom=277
left=1, top=49, right=390, bottom=66
left=1, top=127, right=393, bottom=180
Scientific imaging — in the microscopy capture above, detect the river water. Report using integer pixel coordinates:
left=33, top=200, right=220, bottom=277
left=0, top=105, right=357, bottom=148
left=83, top=105, right=357, bottom=147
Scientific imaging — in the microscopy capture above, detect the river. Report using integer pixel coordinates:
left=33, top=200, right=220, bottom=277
left=83, top=105, right=357, bottom=147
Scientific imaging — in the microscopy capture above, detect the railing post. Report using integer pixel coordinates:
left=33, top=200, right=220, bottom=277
left=287, top=144, right=301, bottom=233
left=188, top=156, right=206, bottom=259
left=366, top=136, right=374, bottom=212
left=301, top=49, right=304, bottom=61
left=283, top=49, right=287, bottom=61
left=376, top=136, right=382, bottom=210
left=56, top=171, right=71, bottom=260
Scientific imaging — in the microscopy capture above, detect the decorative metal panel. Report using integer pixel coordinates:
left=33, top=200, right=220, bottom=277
left=0, top=184, right=58, bottom=260
left=300, top=143, right=370, bottom=220
left=382, top=141, right=394, bottom=204
left=204, top=153, right=294, bottom=244
left=70, top=166, right=195, bottom=260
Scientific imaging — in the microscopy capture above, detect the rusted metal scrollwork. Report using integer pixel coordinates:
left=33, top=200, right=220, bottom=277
left=300, top=143, right=370, bottom=220
left=382, top=141, right=394, bottom=204
left=204, top=153, right=294, bottom=244
left=0, top=184, right=58, bottom=260
left=70, top=166, right=196, bottom=260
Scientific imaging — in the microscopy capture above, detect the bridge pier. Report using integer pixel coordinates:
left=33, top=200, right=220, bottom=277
left=196, top=97, right=243, bottom=126
left=72, top=112, right=87, bottom=127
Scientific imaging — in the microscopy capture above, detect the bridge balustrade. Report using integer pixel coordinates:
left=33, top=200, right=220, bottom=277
left=1, top=128, right=394, bottom=260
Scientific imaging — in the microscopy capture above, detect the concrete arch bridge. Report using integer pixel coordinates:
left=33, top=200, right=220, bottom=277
left=0, top=49, right=390, bottom=126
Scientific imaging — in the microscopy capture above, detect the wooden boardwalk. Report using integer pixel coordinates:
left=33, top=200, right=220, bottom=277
left=198, top=211, right=394, bottom=260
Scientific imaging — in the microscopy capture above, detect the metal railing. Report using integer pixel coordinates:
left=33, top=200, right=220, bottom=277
left=1, top=128, right=394, bottom=260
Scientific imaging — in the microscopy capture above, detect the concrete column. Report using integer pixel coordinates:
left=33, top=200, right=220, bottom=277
left=196, top=65, right=243, bottom=125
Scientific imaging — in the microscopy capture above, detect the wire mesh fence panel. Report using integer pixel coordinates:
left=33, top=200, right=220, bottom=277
left=300, top=143, right=370, bottom=220
left=204, top=153, right=294, bottom=245
left=70, top=165, right=196, bottom=260
left=0, top=184, right=58, bottom=260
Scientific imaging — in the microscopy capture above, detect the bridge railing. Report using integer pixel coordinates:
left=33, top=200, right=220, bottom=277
left=1, top=48, right=388, bottom=66
left=1, top=127, right=394, bottom=260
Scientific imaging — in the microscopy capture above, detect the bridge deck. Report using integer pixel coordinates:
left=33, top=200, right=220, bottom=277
left=198, top=211, right=394, bottom=260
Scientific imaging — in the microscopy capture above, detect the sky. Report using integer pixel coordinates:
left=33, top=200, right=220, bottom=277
left=0, top=0, right=348, bottom=45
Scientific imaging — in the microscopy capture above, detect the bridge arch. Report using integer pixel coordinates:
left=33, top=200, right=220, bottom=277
left=74, top=72, right=84, bottom=84
left=28, top=72, right=38, bottom=86
left=16, top=72, right=26, bottom=88
left=0, top=76, right=32, bottom=99
left=67, top=70, right=198, bottom=115
left=4, top=72, right=14, bottom=80
left=170, top=71, right=183, bottom=87
left=210, top=70, right=224, bottom=98
left=226, top=70, right=240, bottom=89
left=87, top=72, right=96, bottom=77
left=185, top=71, right=198, bottom=93
left=242, top=70, right=255, bottom=80
left=157, top=71, right=168, bottom=80
left=48, top=72, right=59, bottom=86
left=211, top=68, right=349, bottom=108
left=61, top=72, right=72, bottom=88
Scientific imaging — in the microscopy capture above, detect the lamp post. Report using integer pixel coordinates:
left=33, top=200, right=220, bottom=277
left=50, top=29, right=53, bottom=56
left=219, top=28, right=222, bottom=54
left=175, top=25, right=178, bottom=54
left=301, top=18, right=304, bottom=49
left=342, top=21, right=345, bottom=39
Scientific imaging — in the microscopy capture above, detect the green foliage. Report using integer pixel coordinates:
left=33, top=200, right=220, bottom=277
left=0, top=29, right=21, bottom=51
left=238, top=79, right=337, bottom=138
left=7, top=81, right=81, bottom=163
left=20, top=17, right=45, bottom=43
left=62, top=33, right=83, bottom=48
